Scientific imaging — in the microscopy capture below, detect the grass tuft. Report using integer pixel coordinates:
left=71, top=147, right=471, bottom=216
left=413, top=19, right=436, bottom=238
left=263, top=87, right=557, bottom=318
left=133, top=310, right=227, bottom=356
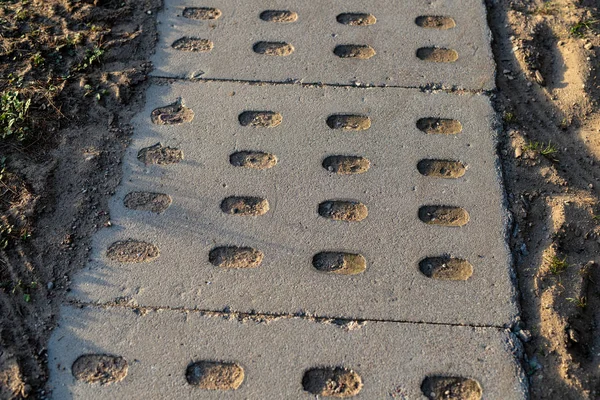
left=0, top=91, right=31, bottom=141
left=546, top=255, right=569, bottom=275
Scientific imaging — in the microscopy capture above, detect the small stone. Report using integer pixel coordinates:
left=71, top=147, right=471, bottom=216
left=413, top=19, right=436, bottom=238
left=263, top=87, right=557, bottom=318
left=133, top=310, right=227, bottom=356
left=515, top=147, right=522, bottom=158
left=584, top=42, right=593, bottom=50
left=534, top=70, right=545, bottom=85
left=146, top=10, right=152, bottom=15
left=516, top=329, right=532, bottom=342
left=47, top=282, right=54, bottom=290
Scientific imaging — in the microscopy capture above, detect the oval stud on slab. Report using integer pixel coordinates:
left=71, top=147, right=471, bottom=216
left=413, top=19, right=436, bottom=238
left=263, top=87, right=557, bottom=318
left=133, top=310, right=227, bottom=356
left=172, top=37, right=214, bottom=52
left=313, top=252, right=366, bottom=275
left=319, top=200, right=368, bottom=222
left=416, top=118, right=462, bottom=135
left=302, top=367, right=363, bottom=397
left=415, top=16, right=456, bottom=29
left=151, top=99, right=194, bottom=125
left=106, top=240, right=159, bottom=263
left=419, top=206, right=469, bottom=227
left=182, top=7, right=222, bottom=20
left=238, top=111, right=283, bottom=127
left=230, top=151, right=278, bottom=169
left=421, top=376, right=483, bottom=400
left=220, top=196, right=269, bottom=216
left=323, top=155, right=370, bottom=175
left=253, top=41, right=294, bottom=56
left=137, top=143, right=184, bottom=165
left=124, top=192, right=172, bottom=213
left=417, top=160, right=466, bottom=178
left=419, top=256, right=473, bottom=280
left=326, top=115, right=371, bottom=131
left=336, top=13, right=376, bottom=26
left=72, top=354, right=128, bottom=385
left=209, top=246, right=264, bottom=268
left=334, top=44, right=376, bottom=59
left=186, top=361, right=245, bottom=390
left=416, top=47, right=458, bottom=62
left=260, top=10, right=298, bottom=23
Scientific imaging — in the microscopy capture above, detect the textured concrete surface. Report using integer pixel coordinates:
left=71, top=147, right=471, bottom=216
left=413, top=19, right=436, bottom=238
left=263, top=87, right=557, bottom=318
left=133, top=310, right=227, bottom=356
left=48, top=306, right=527, bottom=399
left=68, top=81, right=517, bottom=326
left=150, top=0, right=496, bottom=90
left=47, top=1, right=527, bottom=397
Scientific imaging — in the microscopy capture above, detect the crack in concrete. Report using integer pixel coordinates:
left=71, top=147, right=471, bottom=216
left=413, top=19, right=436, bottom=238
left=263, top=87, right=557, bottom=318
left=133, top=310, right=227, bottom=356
left=149, top=75, right=494, bottom=96
left=67, top=299, right=510, bottom=330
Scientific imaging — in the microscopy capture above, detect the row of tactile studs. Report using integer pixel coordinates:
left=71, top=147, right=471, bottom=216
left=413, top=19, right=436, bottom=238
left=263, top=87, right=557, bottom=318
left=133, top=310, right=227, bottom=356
left=119, top=101, right=474, bottom=280
left=173, top=7, right=459, bottom=62
left=71, top=354, right=483, bottom=399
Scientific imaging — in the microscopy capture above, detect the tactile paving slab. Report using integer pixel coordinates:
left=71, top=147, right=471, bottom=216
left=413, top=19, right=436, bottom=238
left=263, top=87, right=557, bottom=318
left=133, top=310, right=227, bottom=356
left=69, top=81, right=517, bottom=326
left=150, top=0, right=496, bottom=90
left=47, top=306, right=527, bottom=399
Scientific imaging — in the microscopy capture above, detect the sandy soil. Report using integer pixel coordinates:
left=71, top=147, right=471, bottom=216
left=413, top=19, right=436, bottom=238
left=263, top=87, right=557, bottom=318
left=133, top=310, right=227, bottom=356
left=488, top=0, right=600, bottom=397
left=0, top=0, right=158, bottom=398
left=0, top=0, right=598, bottom=399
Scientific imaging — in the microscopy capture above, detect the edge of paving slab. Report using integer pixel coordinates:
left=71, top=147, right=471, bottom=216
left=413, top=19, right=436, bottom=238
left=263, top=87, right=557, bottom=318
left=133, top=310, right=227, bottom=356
left=47, top=304, right=529, bottom=399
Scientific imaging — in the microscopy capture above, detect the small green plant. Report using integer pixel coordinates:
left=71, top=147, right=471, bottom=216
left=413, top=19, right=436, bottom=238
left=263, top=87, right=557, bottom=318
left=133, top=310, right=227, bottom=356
left=31, top=52, right=44, bottom=66
left=0, top=91, right=31, bottom=140
left=546, top=255, right=569, bottom=275
left=566, top=296, right=587, bottom=309
left=539, top=141, right=558, bottom=157
left=523, top=141, right=542, bottom=152
left=503, top=112, right=517, bottom=124
left=74, top=46, right=104, bottom=72
left=570, top=19, right=598, bottom=38
left=0, top=223, right=12, bottom=249
left=523, top=140, right=558, bottom=160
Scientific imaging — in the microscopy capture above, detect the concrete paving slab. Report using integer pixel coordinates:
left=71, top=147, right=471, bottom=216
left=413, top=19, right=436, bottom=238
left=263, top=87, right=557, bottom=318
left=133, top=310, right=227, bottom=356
left=69, top=81, right=517, bottom=327
left=150, top=0, right=496, bottom=90
left=47, top=305, right=527, bottom=399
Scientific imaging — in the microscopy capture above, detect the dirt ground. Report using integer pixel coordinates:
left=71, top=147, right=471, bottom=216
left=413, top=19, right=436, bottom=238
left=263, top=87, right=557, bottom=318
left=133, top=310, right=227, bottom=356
left=0, top=0, right=598, bottom=399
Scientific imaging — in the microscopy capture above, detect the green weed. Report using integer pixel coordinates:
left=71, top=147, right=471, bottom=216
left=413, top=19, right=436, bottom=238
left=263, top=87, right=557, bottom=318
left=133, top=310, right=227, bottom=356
left=546, top=255, right=569, bottom=275
left=0, top=91, right=31, bottom=140
left=570, top=19, right=598, bottom=38
left=566, top=296, right=587, bottom=309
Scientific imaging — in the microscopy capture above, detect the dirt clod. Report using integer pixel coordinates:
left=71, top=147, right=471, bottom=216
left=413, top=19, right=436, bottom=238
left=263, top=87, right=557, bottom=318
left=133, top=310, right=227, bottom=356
left=186, top=361, right=244, bottom=390
left=421, top=376, right=482, bottom=400
left=209, top=246, right=264, bottom=268
left=72, top=354, right=128, bottom=385
left=123, top=192, right=172, bottom=213
left=106, top=240, right=159, bottom=263
left=302, top=367, right=363, bottom=397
